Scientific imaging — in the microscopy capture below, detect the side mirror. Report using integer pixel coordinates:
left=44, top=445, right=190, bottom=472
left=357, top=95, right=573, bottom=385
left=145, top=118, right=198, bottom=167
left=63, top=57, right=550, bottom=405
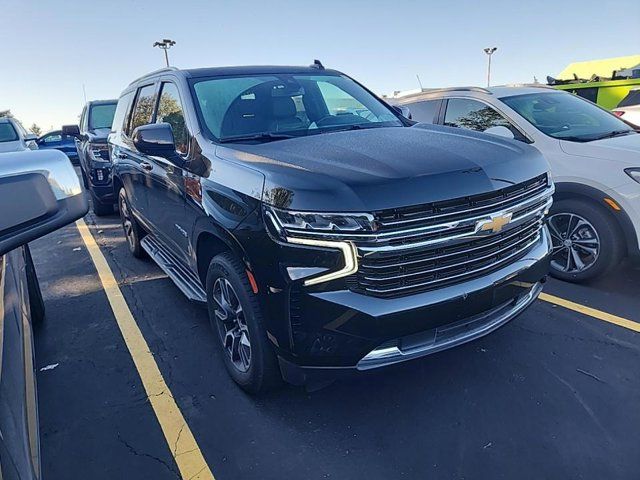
left=23, top=133, right=38, bottom=142
left=392, top=105, right=412, bottom=120
left=483, top=125, right=515, bottom=140
left=62, top=124, right=82, bottom=138
left=0, top=149, right=88, bottom=256
left=132, top=123, right=182, bottom=165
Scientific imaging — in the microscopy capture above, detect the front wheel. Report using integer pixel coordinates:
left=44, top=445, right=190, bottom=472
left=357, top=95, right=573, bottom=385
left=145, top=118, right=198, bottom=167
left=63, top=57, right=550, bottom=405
left=205, top=252, right=281, bottom=394
left=548, top=199, right=624, bottom=282
left=90, top=189, right=114, bottom=216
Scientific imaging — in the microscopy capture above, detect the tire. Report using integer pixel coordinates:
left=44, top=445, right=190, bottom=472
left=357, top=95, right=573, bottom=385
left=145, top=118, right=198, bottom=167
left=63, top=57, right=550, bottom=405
left=80, top=167, right=89, bottom=188
left=25, top=245, right=45, bottom=325
left=205, top=252, right=282, bottom=394
left=548, top=199, right=624, bottom=282
left=90, top=189, right=114, bottom=216
left=118, top=188, right=146, bottom=258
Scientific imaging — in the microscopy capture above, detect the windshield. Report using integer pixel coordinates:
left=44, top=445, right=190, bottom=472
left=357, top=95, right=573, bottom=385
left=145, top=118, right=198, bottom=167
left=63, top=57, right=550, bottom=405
left=0, top=122, right=19, bottom=142
left=191, top=73, right=402, bottom=142
left=89, top=103, right=117, bottom=130
left=501, top=92, right=635, bottom=142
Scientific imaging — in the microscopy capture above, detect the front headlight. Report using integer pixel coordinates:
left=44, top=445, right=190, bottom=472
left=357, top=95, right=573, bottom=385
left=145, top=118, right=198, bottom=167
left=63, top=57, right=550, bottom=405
left=268, top=207, right=375, bottom=233
left=265, top=206, right=367, bottom=286
left=625, top=168, right=640, bottom=184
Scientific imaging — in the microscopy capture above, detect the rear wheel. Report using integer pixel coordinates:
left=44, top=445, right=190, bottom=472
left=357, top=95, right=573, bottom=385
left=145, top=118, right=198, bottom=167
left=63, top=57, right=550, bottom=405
left=118, top=188, right=146, bottom=258
left=25, top=245, right=45, bottom=325
left=205, top=252, right=281, bottom=394
left=548, top=199, right=624, bottom=282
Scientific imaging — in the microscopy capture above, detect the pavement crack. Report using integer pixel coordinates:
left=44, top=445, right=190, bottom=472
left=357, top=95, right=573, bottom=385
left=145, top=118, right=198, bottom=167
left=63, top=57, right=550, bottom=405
left=576, top=368, right=605, bottom=384
left=173, top=423, right=186, bottom=458
left=117, top=434, right=180, bottom=479
left=187, top=466, right=207, bottom=480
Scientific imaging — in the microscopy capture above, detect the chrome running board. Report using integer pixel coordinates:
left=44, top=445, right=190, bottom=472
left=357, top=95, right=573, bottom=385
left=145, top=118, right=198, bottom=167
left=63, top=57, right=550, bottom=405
left=140, top=235, right=206, bottom=303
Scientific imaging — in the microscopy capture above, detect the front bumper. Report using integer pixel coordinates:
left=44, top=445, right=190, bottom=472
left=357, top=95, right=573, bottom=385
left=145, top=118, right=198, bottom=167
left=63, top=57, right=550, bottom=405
left=87, top=161, right=115, bottom=203
left=271, top=228, right=551, bottom=383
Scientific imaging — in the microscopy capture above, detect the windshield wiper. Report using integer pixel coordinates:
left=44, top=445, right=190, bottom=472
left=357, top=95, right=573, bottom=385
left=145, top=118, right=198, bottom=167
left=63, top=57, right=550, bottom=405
left=218, top=132, right=296, bottom=143
left=323, top=123, right=393, bottom=134
left=590, top=129, right=635, bottom=141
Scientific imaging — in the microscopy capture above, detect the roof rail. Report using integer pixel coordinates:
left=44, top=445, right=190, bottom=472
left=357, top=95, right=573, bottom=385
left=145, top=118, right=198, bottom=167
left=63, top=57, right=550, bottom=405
left=427, top=86, right=492, bottom=94
left=501, top=83, right=557, bottom=90
left=396, top=86, right=491, bottom=99
left=128, top=67, right=179, bottom=86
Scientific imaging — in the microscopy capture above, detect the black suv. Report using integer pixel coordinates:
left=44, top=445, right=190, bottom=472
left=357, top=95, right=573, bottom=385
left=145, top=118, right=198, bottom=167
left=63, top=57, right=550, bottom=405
left=63, top=99, right=118, bottom=215
left=109, top=64, right=554, bottom=393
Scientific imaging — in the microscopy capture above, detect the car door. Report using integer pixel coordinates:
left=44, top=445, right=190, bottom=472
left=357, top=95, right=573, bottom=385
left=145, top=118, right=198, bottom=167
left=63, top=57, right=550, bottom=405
left=143, top=81, right=190, bottom=261
left=115, top=84, right=159, bottom=225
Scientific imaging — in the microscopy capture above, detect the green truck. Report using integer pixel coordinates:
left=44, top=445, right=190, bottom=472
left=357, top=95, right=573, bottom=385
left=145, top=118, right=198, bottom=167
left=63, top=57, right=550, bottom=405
left=549, top=55, right=640, bottom=109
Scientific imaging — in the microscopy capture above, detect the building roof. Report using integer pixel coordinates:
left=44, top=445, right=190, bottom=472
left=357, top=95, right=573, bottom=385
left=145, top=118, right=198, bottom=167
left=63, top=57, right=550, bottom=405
left=557, top=55, right=640, bottom=80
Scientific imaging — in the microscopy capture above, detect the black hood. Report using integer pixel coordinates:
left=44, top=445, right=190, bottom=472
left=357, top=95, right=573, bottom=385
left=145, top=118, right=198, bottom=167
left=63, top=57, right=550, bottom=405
left=215, top=124, right=549, bottom=211
left=86, top=128, right=111, bottom=144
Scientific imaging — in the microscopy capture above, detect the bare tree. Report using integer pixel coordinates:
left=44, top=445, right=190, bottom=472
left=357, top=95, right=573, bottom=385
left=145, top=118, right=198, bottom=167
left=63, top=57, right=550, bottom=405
left=30, top=123, right=42, bottom=136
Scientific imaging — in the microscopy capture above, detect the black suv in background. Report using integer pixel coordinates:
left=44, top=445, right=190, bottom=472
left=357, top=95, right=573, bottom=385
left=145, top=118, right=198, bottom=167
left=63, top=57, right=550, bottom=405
left=109, top=64, right=554, bottom=393
left=63, top=99, right=117, bottom=215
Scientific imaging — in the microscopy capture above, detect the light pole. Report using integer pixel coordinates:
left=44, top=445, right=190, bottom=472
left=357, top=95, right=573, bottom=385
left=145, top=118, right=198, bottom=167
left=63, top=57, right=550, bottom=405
left=153, top=39, right=176, bottom=67
left=483, top=47, right=497, bottom=87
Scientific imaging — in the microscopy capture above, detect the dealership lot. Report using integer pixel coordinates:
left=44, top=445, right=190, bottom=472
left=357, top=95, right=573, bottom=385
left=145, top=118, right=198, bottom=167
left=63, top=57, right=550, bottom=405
left=29, top=195, right=640, bottom=480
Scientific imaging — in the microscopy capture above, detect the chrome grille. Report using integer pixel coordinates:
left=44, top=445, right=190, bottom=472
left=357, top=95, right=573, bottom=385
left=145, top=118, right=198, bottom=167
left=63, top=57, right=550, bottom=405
left=374, top=174, right=548, bottom=232
left=346, top=175, right=553, bottom=298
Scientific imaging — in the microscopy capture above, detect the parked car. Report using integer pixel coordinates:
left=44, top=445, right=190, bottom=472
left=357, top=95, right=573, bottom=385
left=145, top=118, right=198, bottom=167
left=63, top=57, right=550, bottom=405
left=612, top=88, right=640, bottom=128
left=0, top=149, right=88, bottom=480
left=0, top=117, right=38, bottom=153
left=109, top=64, right=553, bottom=393
left=62, top=99, right=118, bottom=216
left=35, top=130, right=79, bottom=164
left=396, top=86, right=640, bottom=282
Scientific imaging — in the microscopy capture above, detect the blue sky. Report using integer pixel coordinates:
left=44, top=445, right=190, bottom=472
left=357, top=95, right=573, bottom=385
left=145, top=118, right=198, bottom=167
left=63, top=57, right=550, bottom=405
left=2, top=0, right=639, bottom=131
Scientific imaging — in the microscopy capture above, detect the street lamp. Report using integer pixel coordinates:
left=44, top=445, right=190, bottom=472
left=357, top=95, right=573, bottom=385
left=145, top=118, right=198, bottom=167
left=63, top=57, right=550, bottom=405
left=483, top=47, right=497, bottom=87
left=153, top=39, right=176, bottom=67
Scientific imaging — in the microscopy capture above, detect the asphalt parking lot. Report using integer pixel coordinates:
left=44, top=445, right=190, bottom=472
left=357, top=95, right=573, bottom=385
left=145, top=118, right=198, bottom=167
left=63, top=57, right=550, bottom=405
left=31, top=196, right=640, bottom=480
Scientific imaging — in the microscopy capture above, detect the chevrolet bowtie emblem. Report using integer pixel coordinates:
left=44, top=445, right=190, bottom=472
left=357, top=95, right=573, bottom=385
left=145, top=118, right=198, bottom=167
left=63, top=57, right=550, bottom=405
left=479, top=212, right=513, bottom=233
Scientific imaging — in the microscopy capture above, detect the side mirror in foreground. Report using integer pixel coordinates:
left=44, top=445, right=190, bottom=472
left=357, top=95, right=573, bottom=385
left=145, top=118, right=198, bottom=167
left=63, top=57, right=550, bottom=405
left=0, top=150, right=88, bottom=256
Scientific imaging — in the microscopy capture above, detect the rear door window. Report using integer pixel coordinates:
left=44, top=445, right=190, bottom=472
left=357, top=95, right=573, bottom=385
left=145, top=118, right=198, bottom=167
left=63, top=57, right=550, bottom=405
left=156, top=82, right=188, bottom=154
left=406, top=100, right=440, bottom=123
left=128, top=84, right=158, bottom=134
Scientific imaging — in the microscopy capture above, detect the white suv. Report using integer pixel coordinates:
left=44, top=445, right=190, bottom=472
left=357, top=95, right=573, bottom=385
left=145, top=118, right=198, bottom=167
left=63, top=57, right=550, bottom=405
left=0, top=116, right=38, bottom=153
left=396, top=86, right=640, bottom=282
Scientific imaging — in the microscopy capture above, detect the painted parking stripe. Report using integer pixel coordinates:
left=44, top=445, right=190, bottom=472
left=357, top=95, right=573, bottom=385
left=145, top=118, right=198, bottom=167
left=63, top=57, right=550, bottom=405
left=76, top=218, right=215, bottom=480
left=539, top=292, right=640, bottom=333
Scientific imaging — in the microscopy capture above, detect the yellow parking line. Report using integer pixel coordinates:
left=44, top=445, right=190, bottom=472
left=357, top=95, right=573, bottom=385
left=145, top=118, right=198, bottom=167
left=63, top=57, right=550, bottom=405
left=539, top=292, right=640, bottom=333
left=76, top=218, right=215, bottom=480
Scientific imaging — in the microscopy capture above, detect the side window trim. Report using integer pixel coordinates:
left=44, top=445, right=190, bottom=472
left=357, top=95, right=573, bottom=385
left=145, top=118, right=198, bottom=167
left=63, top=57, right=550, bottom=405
left=442, top=96, right=533, bottom=143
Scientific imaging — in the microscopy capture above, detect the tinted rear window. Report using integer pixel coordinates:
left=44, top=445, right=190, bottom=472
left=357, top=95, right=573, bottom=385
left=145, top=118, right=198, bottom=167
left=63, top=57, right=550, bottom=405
left=0, top=122, right=18, bottom=142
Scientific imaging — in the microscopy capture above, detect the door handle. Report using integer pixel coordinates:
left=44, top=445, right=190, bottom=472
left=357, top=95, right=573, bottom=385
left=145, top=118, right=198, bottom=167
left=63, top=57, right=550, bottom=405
left=140, top=162, right=153, bottom=171
left=116, top=153, right=127, bottom=159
